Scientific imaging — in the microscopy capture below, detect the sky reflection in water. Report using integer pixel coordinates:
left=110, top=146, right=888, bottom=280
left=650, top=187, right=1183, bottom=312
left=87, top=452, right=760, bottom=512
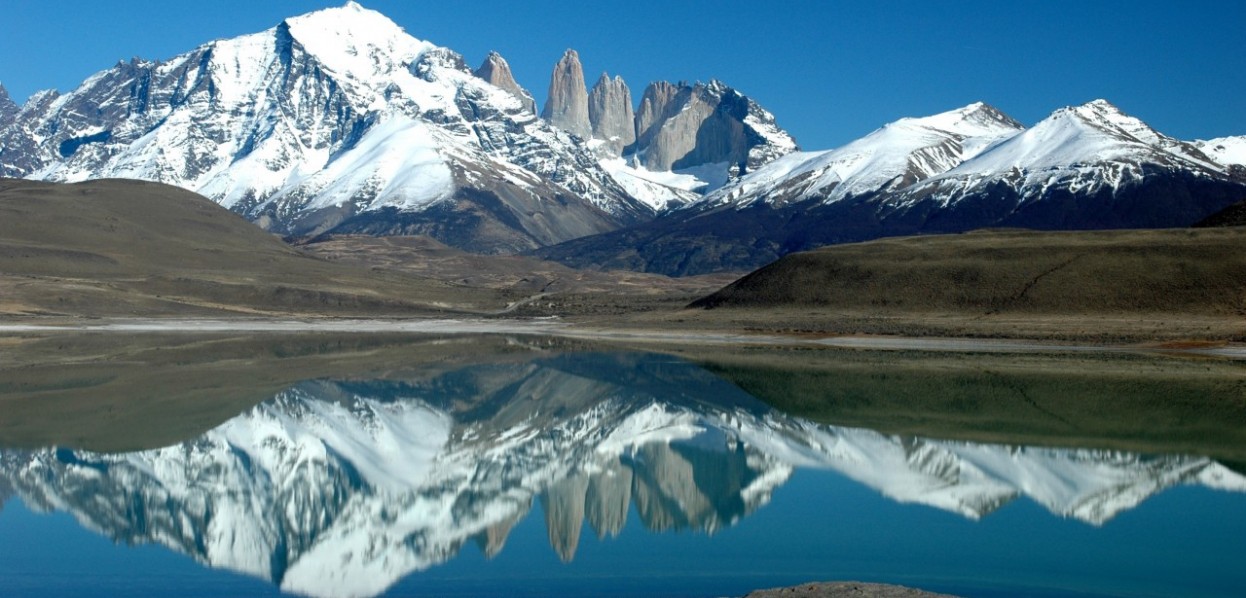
left=1, top=349, right=1243, bottom=597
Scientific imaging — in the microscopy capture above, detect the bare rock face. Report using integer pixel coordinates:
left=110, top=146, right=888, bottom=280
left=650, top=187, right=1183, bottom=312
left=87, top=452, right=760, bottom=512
left=540, top=473, right=589, bottom=562
left=541, top=49, right=591, bottom=139
left=473, top=51, right=536, bottom=114
left=585, top=458, right=633, bottom=538
left=587, top=73, right=635, bottom=156
left=0, top=83, right=18, bottom=128
left=630, top=80, right=797, bottom=177
left=634, top=81, right=682, bottom=145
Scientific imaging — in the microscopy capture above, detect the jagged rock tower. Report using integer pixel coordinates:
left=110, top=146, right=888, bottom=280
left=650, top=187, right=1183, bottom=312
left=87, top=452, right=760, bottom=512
left=542, top=49, right=592, bottom=139
left=587, top=73, right=635, bottom=156
left=634, top=81, right=682, bottom=149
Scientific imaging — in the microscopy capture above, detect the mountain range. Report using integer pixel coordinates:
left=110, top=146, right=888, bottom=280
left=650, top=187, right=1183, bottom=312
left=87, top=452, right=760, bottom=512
left=539, top=100, right=1246, bottom=274
left=3, top=352, right=1242, bottom=598
left=1, top=1, right=1243, bottom=272
left=0, top=2, right=793, bottom=254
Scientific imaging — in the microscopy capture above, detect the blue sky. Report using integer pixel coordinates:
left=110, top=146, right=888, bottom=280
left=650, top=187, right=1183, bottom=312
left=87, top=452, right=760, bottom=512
left=1, top=0, right=1243, bottom=150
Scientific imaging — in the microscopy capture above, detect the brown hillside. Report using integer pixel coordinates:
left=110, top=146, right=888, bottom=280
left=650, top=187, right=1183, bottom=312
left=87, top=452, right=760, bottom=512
left=0, top=178, right=486, bottom=317
left=691, top=228, right=1246, bottom=316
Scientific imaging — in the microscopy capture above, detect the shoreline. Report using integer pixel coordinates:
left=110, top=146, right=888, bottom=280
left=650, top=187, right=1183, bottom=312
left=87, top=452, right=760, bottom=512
left=3, top=316, right=1243, bottom=360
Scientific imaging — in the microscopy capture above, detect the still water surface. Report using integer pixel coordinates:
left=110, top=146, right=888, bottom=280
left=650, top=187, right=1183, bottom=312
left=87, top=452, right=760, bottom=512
left=0, top=342, right=1243, bottom=597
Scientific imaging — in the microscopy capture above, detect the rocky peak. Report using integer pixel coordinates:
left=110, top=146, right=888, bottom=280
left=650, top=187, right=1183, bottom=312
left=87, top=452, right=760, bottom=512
left=20, top=89, right=60, bottom=115
left=542, top=49, right=591, bottom=139
left=473, top=51, right=537, bottom=113
left=280, top=0, right=433, bottom=100
left=634, top=80, right=683, bottom=145
left=961, top=102, right=1025, bottom=131
left=1066, top=99, right=1177, bottom=150
left=0, top=83, right=17, bottom=128
left=587, top=73, right=635, bottom=156
left=629, top=79, right=796, bottom=180
left=284, top=0, right=405, bottom=42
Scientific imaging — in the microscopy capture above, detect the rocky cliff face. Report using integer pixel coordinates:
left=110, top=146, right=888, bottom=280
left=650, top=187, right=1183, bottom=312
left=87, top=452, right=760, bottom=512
left=587, top=73, right=635, bottom=156
left=538, top=54, right=797, bottom=193
left=473, top=51, right=536, bottom=114
left=0, top=84, right=17, bottom=129
left=541, top=49, right=592, bottom=139
left=635, top=81, right=683, bottom=147
left=628, top=80, right=797, bottom=177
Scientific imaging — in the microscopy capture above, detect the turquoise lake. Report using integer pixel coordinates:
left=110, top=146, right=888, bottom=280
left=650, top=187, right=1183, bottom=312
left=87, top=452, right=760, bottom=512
left=1, top=342, right=1243, bottom=597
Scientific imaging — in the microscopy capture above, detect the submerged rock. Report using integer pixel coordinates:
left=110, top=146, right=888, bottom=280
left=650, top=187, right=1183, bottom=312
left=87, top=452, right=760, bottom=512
left=744, top=581, right=961, bottom=598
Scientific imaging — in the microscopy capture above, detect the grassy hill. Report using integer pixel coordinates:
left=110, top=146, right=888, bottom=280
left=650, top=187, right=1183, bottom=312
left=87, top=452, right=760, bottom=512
left=0, top=178, right=488, bottom=317
left=682, top=227, right=1246, bottom=340
left=692, top=228, right=1246, bottom=314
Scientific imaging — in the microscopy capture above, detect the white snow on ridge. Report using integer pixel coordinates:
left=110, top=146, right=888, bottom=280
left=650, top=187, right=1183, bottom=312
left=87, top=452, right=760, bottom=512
left=693, top=98, right=1244, bottom=215
left=926, top=100, right=1227, bottom=183
left=283, top=2, right=435, bottom=111
left=1196, top=135, right=1246, bottom=167
left=744, top=109, right=799, bottom=156
left=294, top=115, right=454, bottom=212
left=599, top=157, right=705, bottom=211
left=201, top=29, right=282, bottom=107
left=699, top=102, right=1022, bottom=208
left=935, top=100, right=1156, bottom=177
left=884, top=99, right=1239, bottom=208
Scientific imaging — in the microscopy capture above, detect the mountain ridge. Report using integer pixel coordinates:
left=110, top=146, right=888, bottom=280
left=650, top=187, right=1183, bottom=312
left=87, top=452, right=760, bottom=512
left=0, top=2, right=806, bottom=255
left=2, top=3, right=1244, bottom=272
left=538, top=99, right=1246, bottom=275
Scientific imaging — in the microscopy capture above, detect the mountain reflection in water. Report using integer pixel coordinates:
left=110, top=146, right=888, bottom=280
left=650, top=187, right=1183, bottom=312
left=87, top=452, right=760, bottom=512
left=1, top=352, right=1243, bottom=598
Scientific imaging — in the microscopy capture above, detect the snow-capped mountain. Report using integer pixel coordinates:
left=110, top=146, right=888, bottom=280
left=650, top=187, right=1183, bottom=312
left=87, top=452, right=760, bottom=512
left=2, top=352, right=1241, bottom=598
left=538, top=100, right=1246, bottom=275
left=0, top=3, right=804, bottom=252
left=1195, top=135, right=1246, bottom=170
left=886, top=99, right=1242, bottom=229
left=0, top=2, right=652, bottom=252
left=700, top=102, right=1022, bottom=209
left=4, top=1, right=1242, bottom=268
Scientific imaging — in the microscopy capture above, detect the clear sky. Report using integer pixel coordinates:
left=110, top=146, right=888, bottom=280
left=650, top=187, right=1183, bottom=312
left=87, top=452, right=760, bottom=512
left=1, top=0, right=1243, bottom=150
